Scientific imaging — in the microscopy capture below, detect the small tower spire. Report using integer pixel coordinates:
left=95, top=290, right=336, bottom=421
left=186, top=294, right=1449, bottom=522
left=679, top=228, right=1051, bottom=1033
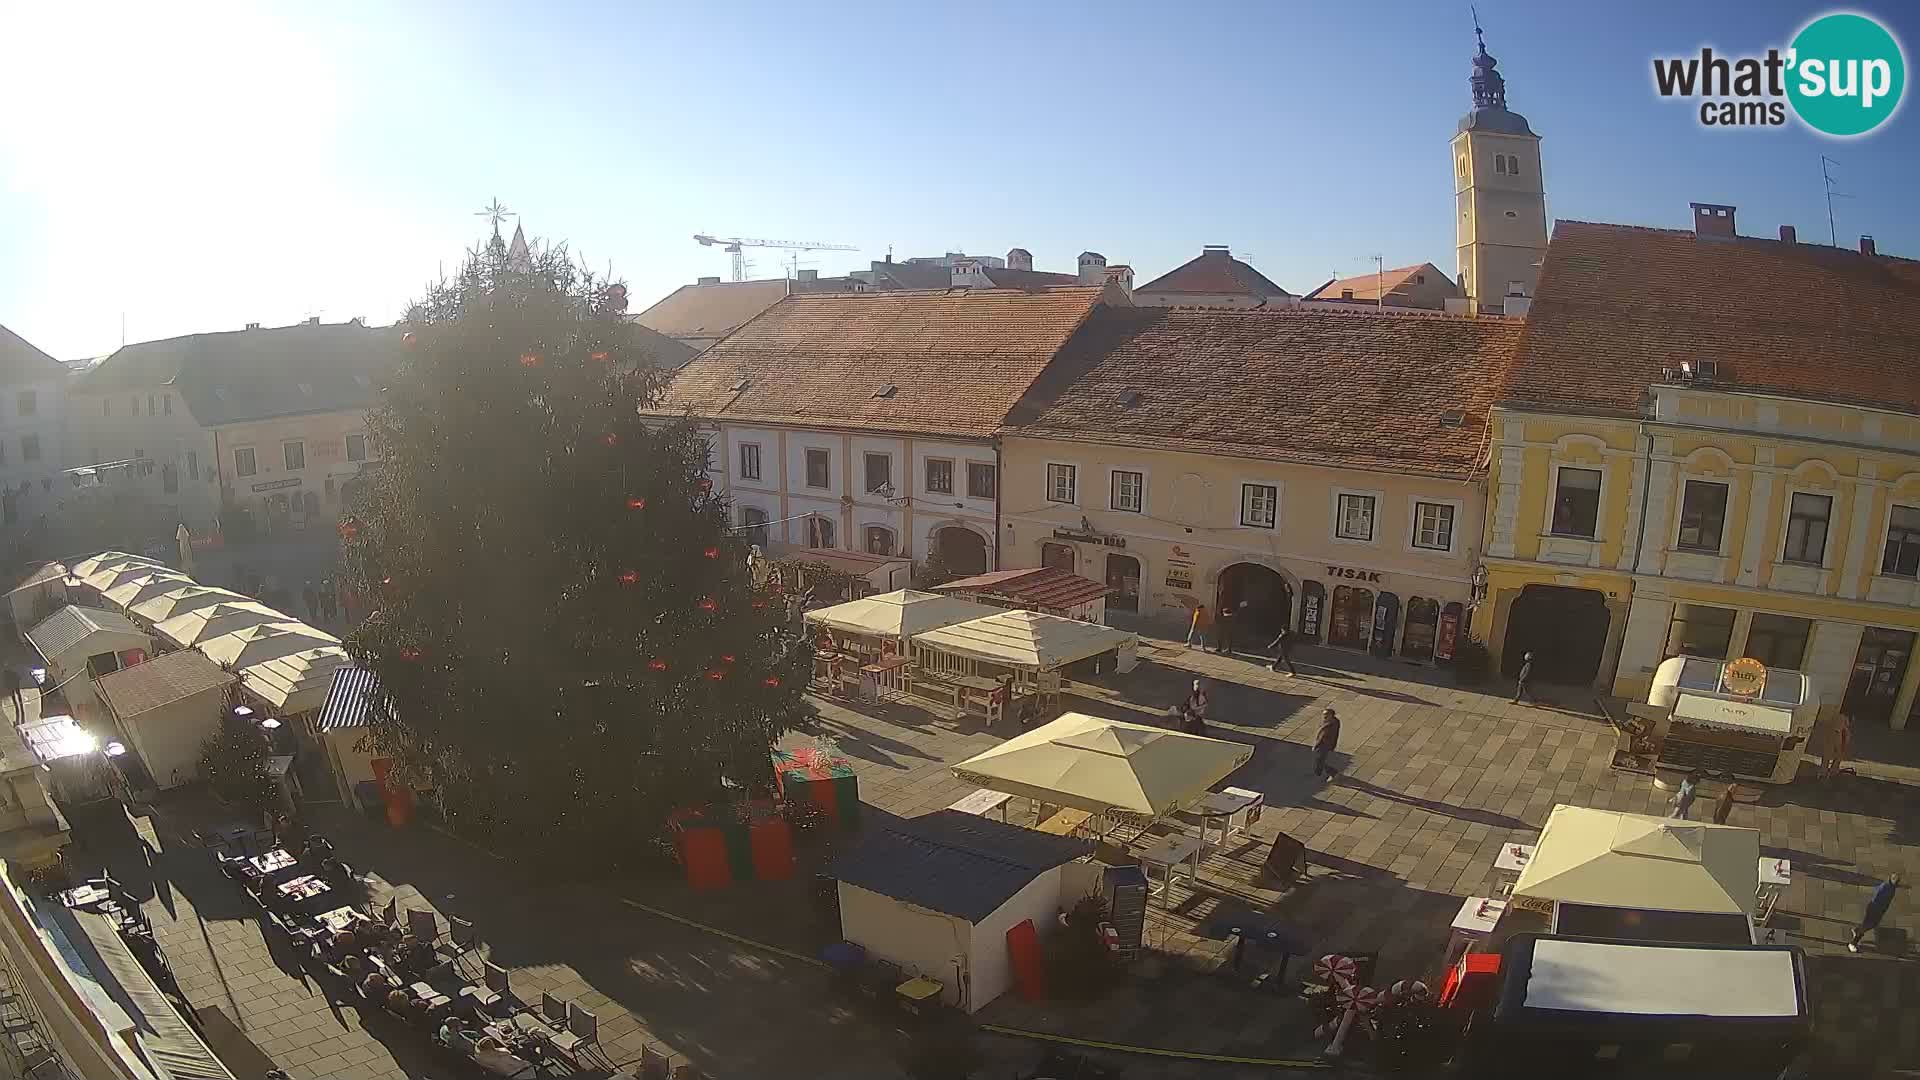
left=1469, top=7, right=1508, bottom=110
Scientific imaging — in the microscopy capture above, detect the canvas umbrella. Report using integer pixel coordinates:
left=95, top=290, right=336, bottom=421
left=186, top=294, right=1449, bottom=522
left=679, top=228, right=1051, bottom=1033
left=1513, top=804, right=1759, bottom=917
left=950, top=711, right=1252, bottom=820
left=103, top=572, right=198, bottom=612
left=81, top=559, right=170, bottom=594
left=131, top=585, right=252, bottom=624
left=200, top=622, right=340, bottom=670
left=154, top=600, right=285, bottom=648
left=71, top=551, right=147, bottom=579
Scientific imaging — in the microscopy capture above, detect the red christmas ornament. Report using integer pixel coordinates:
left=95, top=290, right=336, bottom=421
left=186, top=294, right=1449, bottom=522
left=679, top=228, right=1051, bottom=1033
left=647, top=658, right=668, bottom=672
left=763, top=676, right=781, bottom=689
left=703, top=546, right=720, bottom=559
left=705, top=669, right=726, bottom=682
left=402, top=331, right=417, bottom=348
left=618, top=569, right=640, bottom=585
left=338, top=519, right=359, bottom=540
left=626, top=496, right=647, bottom=510
left=698, top=597, right=718, bottom=612
left=590, top=351, right=611, bottom=363
left=519, top=352, right=542, bottom=367
left=721, top=653, right=736, bottom=663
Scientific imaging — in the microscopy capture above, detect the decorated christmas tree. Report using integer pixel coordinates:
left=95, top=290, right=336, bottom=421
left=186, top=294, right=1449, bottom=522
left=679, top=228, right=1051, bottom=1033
left=340, top=229, right=812, bottom=864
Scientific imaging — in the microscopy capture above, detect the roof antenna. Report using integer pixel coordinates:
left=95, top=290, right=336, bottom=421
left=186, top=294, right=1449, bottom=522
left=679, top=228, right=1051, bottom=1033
left=1821, top=155, right=1852, bottom=247
left=1471, top=3, right=1486, bottom=53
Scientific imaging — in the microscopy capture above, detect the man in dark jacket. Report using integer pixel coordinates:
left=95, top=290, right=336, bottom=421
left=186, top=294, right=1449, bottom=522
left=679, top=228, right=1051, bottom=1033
left=1849, top=873, right=1901, bottom=952
left=1512, top=652, right=1535, bottom=704
left=1269, top=626, right=1298, bottom=676
left=1313, top=707, right=1341, bottom=778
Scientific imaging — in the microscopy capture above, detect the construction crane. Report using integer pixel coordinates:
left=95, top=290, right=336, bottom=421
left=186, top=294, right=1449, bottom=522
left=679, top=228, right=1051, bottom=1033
left=694, top=234, right=858, bottom=282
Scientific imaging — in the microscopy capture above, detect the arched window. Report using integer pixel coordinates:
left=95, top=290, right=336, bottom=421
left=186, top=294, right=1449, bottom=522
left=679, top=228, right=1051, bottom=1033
left=806, top=514, right=836, bottom=549
left=741, top=507, right=770, bottom=549
left=865, top=526, right=895, bottom=555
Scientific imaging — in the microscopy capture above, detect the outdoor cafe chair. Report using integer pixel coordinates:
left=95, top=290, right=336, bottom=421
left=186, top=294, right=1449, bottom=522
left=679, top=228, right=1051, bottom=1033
left=540, top=992, right=569, bottom=1030
left=547, top=1002, right=598, bottom=1063
left=381, top=897, right=401, bottom=929
left=639, top=1045, right=673, bottom=1079
left=459, top=961, right=511, bottom=1015
left=446, top=915, right=477, bottom=960
left=408, top=907, right=441, bottom=943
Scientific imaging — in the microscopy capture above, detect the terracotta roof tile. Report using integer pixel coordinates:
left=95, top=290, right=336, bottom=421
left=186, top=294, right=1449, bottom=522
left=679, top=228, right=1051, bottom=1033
left=1508, top=221, right=1920, bottom=417
left=652, top=287, right=1110, bottom=439
left=1007, top=306, right=1521, bottom=479
left=634, top=279, right=789, bottom=341
left=1135, top=249, right=1291, bottom=299
left=1304, top=263, right=1454, bottom=303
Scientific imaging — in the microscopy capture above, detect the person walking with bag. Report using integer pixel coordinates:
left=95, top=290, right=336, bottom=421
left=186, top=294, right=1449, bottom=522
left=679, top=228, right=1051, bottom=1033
left=1186, top=604, right=1211, bottom=649
left=1269, top=626, right=1298, bottom=676
left=1849, top=873, right=1901, bottom=953
left=1313, top=707, right=1341, bottom=779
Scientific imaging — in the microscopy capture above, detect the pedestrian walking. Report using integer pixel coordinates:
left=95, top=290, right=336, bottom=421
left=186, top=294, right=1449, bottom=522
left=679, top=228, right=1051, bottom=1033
left=1214, top=600, right=1237, bottom=655
left=1186, top=604, right=1211, bottom=649
left=1822, top=713, right=1854, bottom=780
left=319, top=577, right=339, bottom=623
left=301, top=581, right=319, bottom=623
left=1179, top=679, right=1211, bottom=736
left=1511, top=652, right=1534, bottom=704
left=1668, top=769, right=1704, bottom=819
left=1313, top=707, right=1341, bottom=778
left=1268, top=626, right=1298, bottom=675
left=1710, top=783, right=1737, bottom=825
left=1849, top=873, right=1901, bottom=953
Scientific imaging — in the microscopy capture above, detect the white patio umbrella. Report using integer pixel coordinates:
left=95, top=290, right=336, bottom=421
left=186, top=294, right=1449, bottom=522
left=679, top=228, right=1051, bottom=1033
left=81, top=559, right=170, bottom=594
left=241, top=646, right=352, bottom=715
left=153, top=600, right=286, bottom=648
left=102, top=572, right=198, bottom=612
left=71, top=551, right=147, bottom=579
left=950, top=711, right=1253, bottom=820
left=1514, top=805, right=1760, bottom=917
left=200, top=622, right=341, bottom=670
left=130, top=585, right=253, bottom=624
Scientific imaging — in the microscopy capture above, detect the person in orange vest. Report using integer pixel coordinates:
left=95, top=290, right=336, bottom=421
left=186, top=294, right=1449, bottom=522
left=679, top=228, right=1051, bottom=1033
left=1186, top=604, right=1211, bottom=649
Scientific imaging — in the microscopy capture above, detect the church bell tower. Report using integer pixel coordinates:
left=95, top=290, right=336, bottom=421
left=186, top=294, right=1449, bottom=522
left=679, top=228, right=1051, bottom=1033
left=1450, top=23, right=1548, bottom=315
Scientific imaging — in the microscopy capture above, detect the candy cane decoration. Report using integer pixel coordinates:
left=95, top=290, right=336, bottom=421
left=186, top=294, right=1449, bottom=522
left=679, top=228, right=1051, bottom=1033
left=1325, top=981, right=1379, bottom=1059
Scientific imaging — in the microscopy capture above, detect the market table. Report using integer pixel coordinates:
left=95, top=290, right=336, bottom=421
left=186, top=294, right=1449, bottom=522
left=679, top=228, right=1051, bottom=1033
left=62, top=884, right=110, bottom=908
left=947, top=788, right=1014, bottom=821
left=314, top=906, right=360, bottom=933
left=1493, top=841, right=1537, bottom=896
left=1189, top=788, right=1263, bottom=849
left=1757, top=857, right=1791, bottom=923
left=1139, top=834, right=1205, bottom=899
left=276, top=875, right=331, bottom=902
left=250, top=848, right=298, bottom=875
left=1445, top=896, right=1508, bottom=969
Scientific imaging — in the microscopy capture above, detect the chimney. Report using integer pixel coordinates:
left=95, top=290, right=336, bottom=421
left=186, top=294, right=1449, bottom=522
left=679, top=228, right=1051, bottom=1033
left=1076, top=251, right=1107, bottom=285
left=305, top=316, right=321, bottom=325
left=1006, top=247, right=1033, bottom=272
left=1202, top=244, right=1232, bottom=257
left=1690, top=202, right=1738, bottom=239
left=1779, top=225, right=1796, bottom=244
left=1341, top=289, right=1355, bottom=301
left=1860, top=235, right=1877, bottom=256
left=244, top=322, right=261, bottom=330
left=796, top=269, right=818, bottom=282
left=697, top=276, right=721, bottom=285
left=1102, top=264, right=1134, bottom=295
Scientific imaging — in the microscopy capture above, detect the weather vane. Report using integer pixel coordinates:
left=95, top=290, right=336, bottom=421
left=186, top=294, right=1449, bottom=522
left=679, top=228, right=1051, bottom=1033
left=476, top=198, right=515, bottom=234
left=1472, top=4, right=1485, bottom=51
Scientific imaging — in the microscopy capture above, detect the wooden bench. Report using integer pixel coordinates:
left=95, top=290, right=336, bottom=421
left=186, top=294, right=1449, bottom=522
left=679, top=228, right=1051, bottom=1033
left=1035, top=808, right=1092, bottom=837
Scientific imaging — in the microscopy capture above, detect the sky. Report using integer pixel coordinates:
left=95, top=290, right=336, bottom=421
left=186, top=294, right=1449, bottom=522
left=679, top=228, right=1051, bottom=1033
left=3, top=0, right=1917, bottom=359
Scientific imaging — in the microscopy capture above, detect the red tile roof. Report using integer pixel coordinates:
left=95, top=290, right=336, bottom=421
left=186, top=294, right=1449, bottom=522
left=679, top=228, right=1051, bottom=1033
left=1304, top=263, right=1455, bottom=304
left=651, top=287, right=1112, bottom=439
left=933, top=566, right=1110, bottom=609
left=1135, top=249, right=1291, bottom=299
left=634, top=279, right=789, bottom=341
left=1507, top=221, right=1920, bottom=417
left=1006, top=306, right=1522, bottom=479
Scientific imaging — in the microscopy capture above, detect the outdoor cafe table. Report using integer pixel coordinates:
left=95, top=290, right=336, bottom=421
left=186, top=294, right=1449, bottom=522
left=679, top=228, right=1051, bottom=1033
left=1446, top=896, right=1508, bottom=967
left=1493, top=841, right=1537, bottom=895
left=948, top=787, right=1014, bottom=822
left=1758, top=857, right=1792, bottom=923
left=277, top=875, right=331, bottom=902
left=314, top=906, right=360, bottom=933
left=62, top=884, right=111, bottom=908
left=1138, top=834, right=1205, bottom=901
left=250, top=848, right=298, bottom=875
left=1189, top=789, right=1262, bottom=849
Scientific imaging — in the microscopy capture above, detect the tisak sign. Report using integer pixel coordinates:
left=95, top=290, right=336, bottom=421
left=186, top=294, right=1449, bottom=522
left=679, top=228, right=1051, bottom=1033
left=1722, top=657, right=1767, bottom=697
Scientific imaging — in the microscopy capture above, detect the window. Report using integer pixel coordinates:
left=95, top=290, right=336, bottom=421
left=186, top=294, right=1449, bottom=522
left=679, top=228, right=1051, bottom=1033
left=1783, top=492, right=1832, bottom=565
left=187, top=450, right=199, bottom=480
left=1551, top=467, right=1603, bottom=537
left=738, top=442, right=762, bottom=481
left=162, top=464, right=178, bottom=494
left=234, top=447, right=257, bottom=477
left=147, top=394, right=157, bottom=415
left=806, top=514, right=836, bottom=549
left=805, top=448, right=830, bottom=489
left=925, top=458, right=954, bottom=495
left=1335, top=493, right=1376, bottom=541
left=1745, top=613, right=1813, bottom=670
left=1110, top=469, right=1144, bottom=513
left=1495, top=155, right=1508, bottom=174
left=20, top=435, right=40, bottom=461
left=1676, top=480, right=1730, bottom=552
left=162, top=393, right=172, bottom=415
left=741, top=507, right=770, bottom=549
left=967, top=462, right=996, bottom=499
left=346, top=434, right=368, bottom=463
left=15, top=391, right=34, bottom=416
left=864, top=452, right=892, bottom=494
left=1664, top=603, right=1736, bottom=660
left=865, top=526, right=895, bottom=555
left=1047, top=463, right=1077, bottom=504
left=283, top=440, right=305, bottom=470
left=103, top=399, right=110, bottom=417
left=1881, top=505, right=1920, bottom=578
left=129, top=396, right=138, bottom=416
left=1412, top=501, right=1455, bottom=551
left=1241, top=483, right=1278, bottom=529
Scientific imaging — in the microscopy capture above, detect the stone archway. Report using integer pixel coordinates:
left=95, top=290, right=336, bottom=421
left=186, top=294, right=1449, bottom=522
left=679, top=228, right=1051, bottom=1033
left=1216, top=562, right=1294, bottom=642
left=934, top=525, right=990, bottom=576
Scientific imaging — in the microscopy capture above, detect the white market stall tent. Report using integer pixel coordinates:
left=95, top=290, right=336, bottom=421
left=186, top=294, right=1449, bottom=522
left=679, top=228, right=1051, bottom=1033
left=804, top=590, right=1001, bottom=651
left=830, top=809, right=1092, bottom=1013
left=950, top=711, right=1252, bottom=821
left=242, top=646, right=352, bottom=718
left=79, top=559, right=171, bottom=596
left=153, top=601, right=285, bottom=648
left=199, top=622, right=340, bottom=670
left=1513, top=804, right=1760, bottom=943
left=69, top=551, right=150, bottom=579
left=129, top=585, right=253, bottom=626
left=102, top=572, right=199, bottom=613
left=6, top=561, right=69, bottom=636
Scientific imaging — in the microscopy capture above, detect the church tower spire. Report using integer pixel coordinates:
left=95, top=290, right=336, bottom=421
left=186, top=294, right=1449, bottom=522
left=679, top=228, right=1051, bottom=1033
left=1449, top=19, right=1548, bottom=315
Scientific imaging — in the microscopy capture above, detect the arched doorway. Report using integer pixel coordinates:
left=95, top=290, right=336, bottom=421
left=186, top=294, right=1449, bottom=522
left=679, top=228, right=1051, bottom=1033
left=1217, top=563, right=1292, bottom=642
left=1105, top=553, right=1141, bottom=614
left=936, top=526, right=989, bottom=576
left=1503, top=585, right=1611, bottom=684
left=1328, top=585, right=1375, bottom=650
left=1040, top=542, right=1075, bottom=573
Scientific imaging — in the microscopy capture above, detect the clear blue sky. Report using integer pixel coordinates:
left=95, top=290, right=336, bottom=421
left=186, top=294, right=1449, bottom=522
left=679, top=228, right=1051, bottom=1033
left=3, top=1, right=1915, bottom=359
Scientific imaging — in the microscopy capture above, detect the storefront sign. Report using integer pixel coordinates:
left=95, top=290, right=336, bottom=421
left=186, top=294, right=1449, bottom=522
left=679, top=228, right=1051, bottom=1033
left=1435, top=603, right=1463, bottom=661
left=1299, top=580, right=1325, bottom=641
left=1053, top=528, right=1126, bottom=548
left=251, top=478, right=302, bottom=492
left=1325, top=565, right=1383, bottom=583
left=1165, top=568, right=1193, bottom=590
left=1721, top=657, right=1768, bottom=697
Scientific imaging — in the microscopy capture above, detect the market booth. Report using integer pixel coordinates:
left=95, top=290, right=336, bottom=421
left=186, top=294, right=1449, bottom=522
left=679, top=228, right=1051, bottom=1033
left=1455, top=934, right=1810, bottom=1077
left=77, top=558, right=170, bottom=598
left=804, top=590, right=1000, bottom=698
left=1642, top=656, right=1817, bottom=784
left=911, top=610, right=1138, bottom=720
left=199, top=622, right=340, bottom=670
left=95, top=650, right=237, bottom=792
left=830, top=809, right=1092, bottom=1013
left=932, top=566, right=1111, bottom=624
left=152, top=600, right=284, bottom=649
left=128, top=584, right=253, bottom=627
left=25, top=605, right=153, bottom=713
left=100, top=571, right=198, bottom=614
left=1512, top=805, right=1759, bottom=945
left=6, top=561, right=68, bottom=638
